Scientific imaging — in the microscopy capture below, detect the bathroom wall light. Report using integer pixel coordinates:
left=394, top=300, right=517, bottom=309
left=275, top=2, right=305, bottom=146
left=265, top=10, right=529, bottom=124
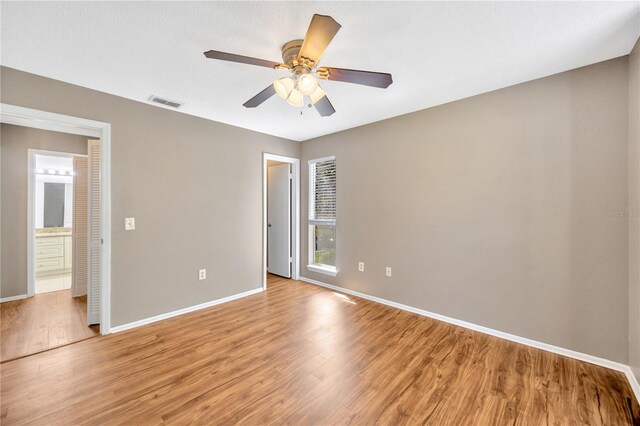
left=36, top=169, right=74, bottom=176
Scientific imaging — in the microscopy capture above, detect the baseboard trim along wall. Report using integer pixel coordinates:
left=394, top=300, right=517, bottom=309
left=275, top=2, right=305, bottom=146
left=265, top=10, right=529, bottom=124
left=110, top=287, right=264, bottom=333
left=299, top=276, right=640, bottom=404
left=0, top=294, right=28, bottom=303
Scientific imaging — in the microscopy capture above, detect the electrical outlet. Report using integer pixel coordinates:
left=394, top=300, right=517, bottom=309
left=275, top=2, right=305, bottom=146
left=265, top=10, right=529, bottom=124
left=358, top=262, right=365, bottom=272
left=385, top=267, right=392, bottom=277
left=124, top=217, right=135, bottom=230
left=199, top=269, right=206, bottom=280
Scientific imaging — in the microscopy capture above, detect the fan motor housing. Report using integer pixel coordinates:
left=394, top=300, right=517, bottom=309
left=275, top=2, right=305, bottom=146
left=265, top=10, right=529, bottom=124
left=281, top=39, right=304, bottom=67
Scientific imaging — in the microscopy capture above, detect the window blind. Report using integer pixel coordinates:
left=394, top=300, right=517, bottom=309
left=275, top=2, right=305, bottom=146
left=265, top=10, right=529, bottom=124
left=309, top=157, right=336, bottom=225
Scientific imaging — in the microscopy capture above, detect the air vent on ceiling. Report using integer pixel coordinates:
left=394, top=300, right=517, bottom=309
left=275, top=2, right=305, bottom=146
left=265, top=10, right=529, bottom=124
left=148, top=95, right=183, bottom=109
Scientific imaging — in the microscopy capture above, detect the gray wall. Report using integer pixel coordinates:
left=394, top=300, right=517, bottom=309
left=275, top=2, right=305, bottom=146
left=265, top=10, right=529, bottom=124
left=1, top=124, right=88, bottom=297
left=629, top=38, right=640, bottom=381
left=2, top=54, right=635, bottom=365
left=0, top=66, right=300, bottom=326
left=301, top=57, right=630, bottom=363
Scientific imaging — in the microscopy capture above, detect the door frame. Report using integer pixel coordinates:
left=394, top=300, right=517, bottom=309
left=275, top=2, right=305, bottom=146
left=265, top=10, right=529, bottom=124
left=263, top=153, right=300, bottom=289
left=1, top=103, right=112, bottom=334
left=27, top=149, right=87, bottom=297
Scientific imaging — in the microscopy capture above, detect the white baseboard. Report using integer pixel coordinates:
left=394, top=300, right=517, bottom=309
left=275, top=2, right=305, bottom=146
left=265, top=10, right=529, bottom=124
left=300, top=276, right=640, bottom=404
left=0, top=294, right=29, bottom=303
left=625, top=369, right=640, bottom=404
left=110, top=287, right=263, bottom=334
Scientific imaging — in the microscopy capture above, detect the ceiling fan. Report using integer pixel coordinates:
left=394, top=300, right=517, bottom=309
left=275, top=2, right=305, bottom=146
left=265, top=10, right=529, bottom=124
left=203, top=14, right=393, bottom=117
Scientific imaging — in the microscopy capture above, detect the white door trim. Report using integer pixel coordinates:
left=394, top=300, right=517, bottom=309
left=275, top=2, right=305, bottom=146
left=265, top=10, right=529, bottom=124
left=1, top=103, right=112, bottom=334
left=267, top=163, right=292, bottom=278
left=263, top=153, right=300, bottom=289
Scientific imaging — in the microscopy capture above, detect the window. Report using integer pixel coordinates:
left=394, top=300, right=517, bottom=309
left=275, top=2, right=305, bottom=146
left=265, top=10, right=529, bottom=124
left=308, top=156, right=337, bottom=276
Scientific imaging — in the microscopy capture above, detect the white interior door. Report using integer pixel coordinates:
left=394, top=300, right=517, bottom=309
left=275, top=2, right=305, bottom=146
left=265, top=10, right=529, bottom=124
left=87, top=140, right=101, bottom=325
left=72, top=156, right=88, bottom=297
left=267, top=164, right=291, bottom=278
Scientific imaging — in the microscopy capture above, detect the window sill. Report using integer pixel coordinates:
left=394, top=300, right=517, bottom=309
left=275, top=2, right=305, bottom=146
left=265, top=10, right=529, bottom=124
left=306, top=264, right=337, bottom=277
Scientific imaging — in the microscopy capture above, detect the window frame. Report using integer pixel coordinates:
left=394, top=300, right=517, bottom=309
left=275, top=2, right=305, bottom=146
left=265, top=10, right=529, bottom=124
left=307, top=156, right=337, bottom=276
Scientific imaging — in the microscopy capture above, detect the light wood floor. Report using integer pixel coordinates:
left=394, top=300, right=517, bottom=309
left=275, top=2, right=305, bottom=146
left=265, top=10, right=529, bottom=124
left=1, top=275, right=638, bottom=425
left=0, top=289, right=99, bottom=363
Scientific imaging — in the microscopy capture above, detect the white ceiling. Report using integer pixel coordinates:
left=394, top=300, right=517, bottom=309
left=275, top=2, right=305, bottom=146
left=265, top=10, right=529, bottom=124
left=1, top=2, right=639, bottom=142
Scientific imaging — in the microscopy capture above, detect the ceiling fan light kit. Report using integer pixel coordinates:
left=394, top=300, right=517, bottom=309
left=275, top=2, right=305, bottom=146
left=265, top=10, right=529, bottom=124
left=286, top=88, right=304, bottom=107
left=204, top=14, right=393, bottom=116
left=309, top=86, right=327, bottom=105
left=274, top=77, right=295, bottom=99
left=297, top=72, right=319, bottom=96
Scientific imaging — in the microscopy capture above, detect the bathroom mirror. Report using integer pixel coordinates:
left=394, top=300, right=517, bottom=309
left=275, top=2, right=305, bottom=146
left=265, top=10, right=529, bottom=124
left=43, top=182, right=66, bottom=228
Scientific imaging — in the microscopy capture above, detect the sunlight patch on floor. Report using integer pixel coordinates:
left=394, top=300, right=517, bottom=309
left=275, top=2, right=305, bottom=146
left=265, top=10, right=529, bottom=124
left=333, top=292, right=356, bottom=304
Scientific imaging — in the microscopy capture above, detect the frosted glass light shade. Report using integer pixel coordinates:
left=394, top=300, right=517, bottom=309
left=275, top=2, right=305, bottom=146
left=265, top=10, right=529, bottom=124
left=298, top=74, right=319, bottom=96
left=274, top=77, right=294, bottom=99
left=309, top=86, right=327, bottom=104
left=286, top=88, right=304, bottom=107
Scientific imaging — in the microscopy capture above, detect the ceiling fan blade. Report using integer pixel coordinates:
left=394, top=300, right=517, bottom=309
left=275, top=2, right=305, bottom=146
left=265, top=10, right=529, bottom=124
left=317, top=67, right=393, bottom=88
left=314, top=96, right=336, bottom=117
left=204, top=50, right=282, bottom=69
left=243, top=85, right=276, bottom=108
left=298, top=14, right=341, bottom=64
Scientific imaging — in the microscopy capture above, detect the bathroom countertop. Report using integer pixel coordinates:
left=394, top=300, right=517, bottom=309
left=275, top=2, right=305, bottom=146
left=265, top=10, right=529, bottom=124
left=36, top=228, right=72, bottom=237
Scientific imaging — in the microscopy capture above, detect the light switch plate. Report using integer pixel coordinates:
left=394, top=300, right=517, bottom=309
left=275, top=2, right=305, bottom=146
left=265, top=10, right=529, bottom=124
left=385, top=267, right=392, bottom=277
left=358, top=262, right=365, bottom=272
left=125, top=217, right=135, bottom=230
left=199, top=269, right=207, bottom=280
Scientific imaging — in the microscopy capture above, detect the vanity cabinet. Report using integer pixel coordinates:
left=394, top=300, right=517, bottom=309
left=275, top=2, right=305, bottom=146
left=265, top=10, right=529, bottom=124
left=35, top=234, right=72, bottom=276
left=64, top=236, right=72, bottom=269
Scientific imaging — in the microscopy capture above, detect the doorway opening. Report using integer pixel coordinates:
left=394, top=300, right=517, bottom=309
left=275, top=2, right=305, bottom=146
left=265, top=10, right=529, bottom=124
left=33, top=151, right=85, bottom=295
left=1, top=104, right=111, bottom=362
left=263, top=153, right=300, bottom=289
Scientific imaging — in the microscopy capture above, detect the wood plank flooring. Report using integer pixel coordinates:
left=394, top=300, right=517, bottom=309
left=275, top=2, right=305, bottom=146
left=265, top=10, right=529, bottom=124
left=1, top=289, right=99, bottom=363
left=1, top=275, right=638, bottom=425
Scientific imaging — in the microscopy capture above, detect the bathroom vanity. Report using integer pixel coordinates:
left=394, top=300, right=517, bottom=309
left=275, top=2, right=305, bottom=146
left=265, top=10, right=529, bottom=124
left=35, top=228, right=72, bottom=276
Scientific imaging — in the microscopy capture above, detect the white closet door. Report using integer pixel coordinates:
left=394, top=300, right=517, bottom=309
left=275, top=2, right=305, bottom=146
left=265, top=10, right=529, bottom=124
left=267, top=164, right=291, bottom=278
left=72, top=156, right=88, bottom=297
left=87, top=140, right=101, bottom=325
